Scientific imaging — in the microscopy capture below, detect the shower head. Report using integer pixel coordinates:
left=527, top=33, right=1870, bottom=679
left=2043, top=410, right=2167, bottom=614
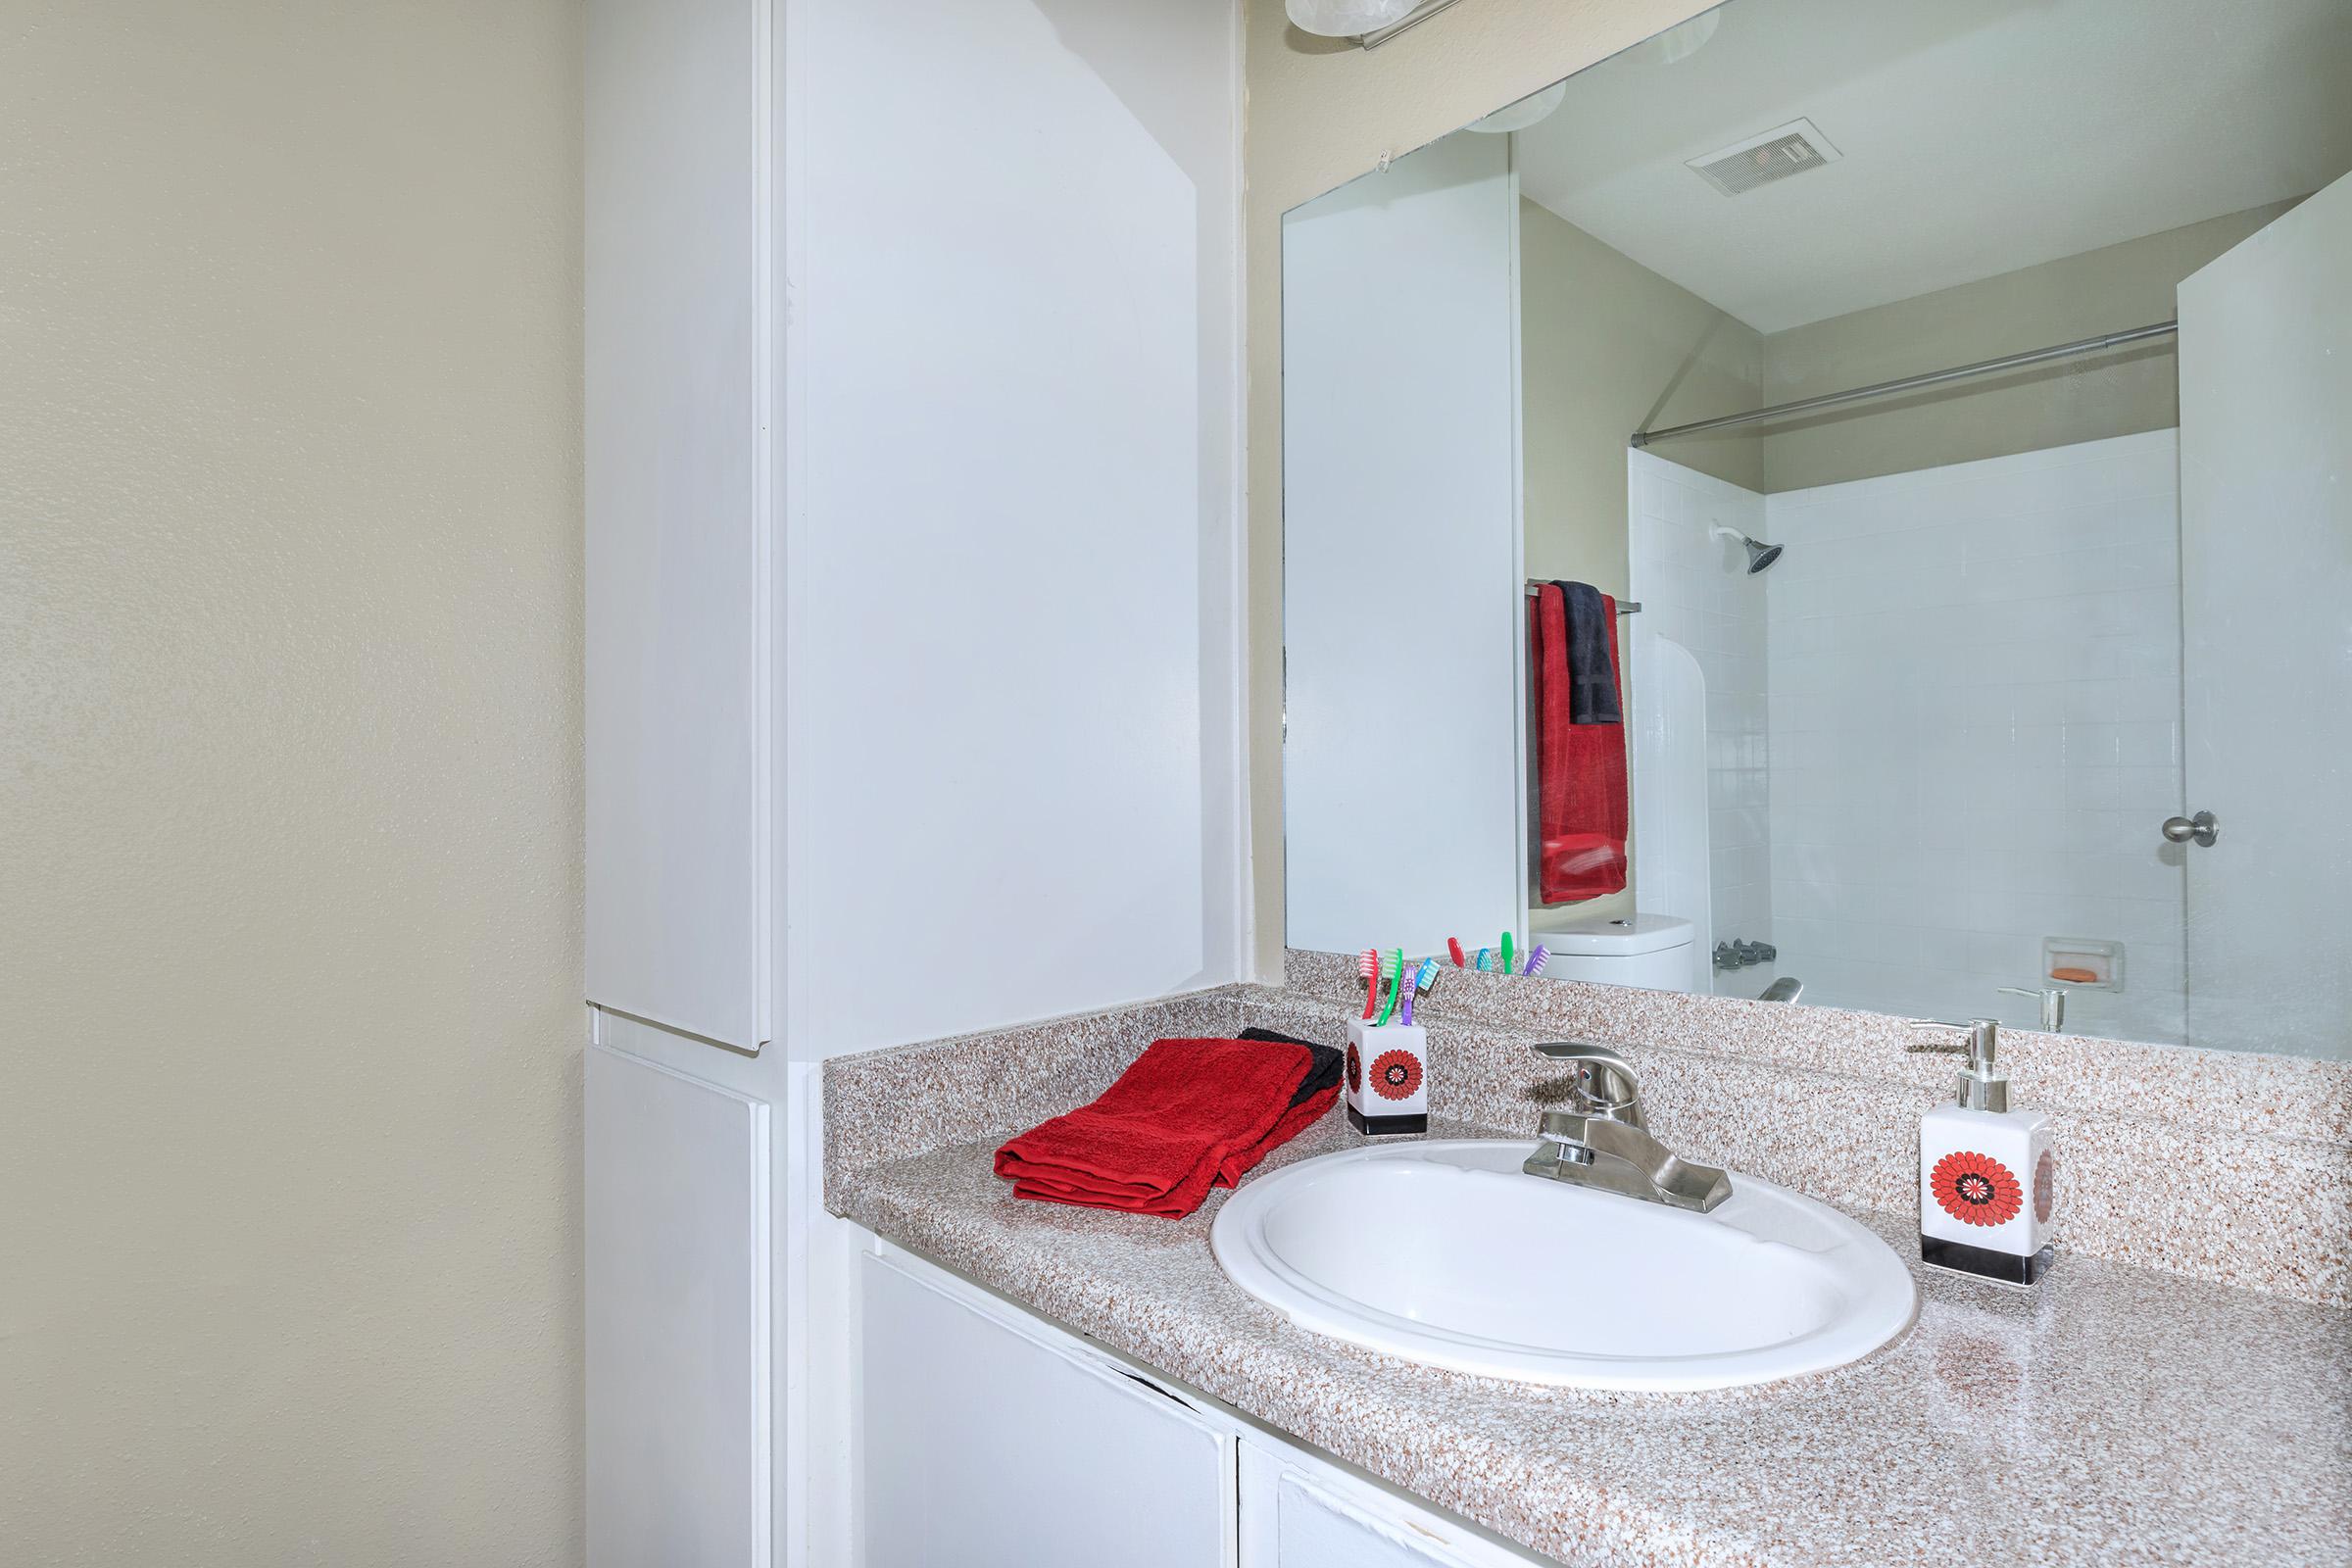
left=1707, top=525, right=1786, bottom=575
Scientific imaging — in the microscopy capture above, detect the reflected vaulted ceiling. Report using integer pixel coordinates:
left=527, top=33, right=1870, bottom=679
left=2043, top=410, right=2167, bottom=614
left=1512, top=0, right=2352, bottom=331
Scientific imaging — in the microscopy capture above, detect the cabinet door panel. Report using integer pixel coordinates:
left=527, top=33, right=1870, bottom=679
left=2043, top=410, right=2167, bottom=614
left=584, top=0, right=768, bottom=1050
left=1240, top=1438, right=1532, bottom=1568
left=585, top=1044, right=771, bottom=1568
left=1273, top=1474, right=1470, bottom=1568
left=861, top=1252, right=1231, bottom=1568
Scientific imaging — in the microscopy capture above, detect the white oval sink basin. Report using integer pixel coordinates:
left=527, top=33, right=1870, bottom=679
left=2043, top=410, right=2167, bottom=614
left=1211, top=1139, right=1916, bottom=1392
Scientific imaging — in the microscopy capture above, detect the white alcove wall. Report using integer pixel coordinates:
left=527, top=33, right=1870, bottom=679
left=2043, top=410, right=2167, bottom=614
left=1282, top=130, right=1524, bottom=958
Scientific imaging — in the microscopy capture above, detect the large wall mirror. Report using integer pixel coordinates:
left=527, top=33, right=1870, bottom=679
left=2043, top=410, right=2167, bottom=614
left=1281, top=0, right=2352, bottom=1057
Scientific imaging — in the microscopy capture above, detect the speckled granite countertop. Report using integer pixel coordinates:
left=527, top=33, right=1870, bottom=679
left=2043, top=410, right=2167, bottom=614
left=831, top=1097, right=2352, bottom=1567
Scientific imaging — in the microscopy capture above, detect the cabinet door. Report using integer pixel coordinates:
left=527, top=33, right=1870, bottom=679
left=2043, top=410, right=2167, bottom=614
left=861, top=1252, right=1234, bottom=1568
left=1239, top=1438, right=1536, bottom=1568
left=585, top=1044, right=771, bottom=1568
left=584, top=0, right=770, bottom=1051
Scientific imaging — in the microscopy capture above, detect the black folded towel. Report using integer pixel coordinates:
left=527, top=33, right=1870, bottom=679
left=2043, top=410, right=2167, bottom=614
left=1553, top=580, right=1622, bottom=725
left=1240, top=1026, right=1344, bottom=1109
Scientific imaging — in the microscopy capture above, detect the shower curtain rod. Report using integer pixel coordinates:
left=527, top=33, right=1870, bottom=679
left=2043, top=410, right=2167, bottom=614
left=1628, top=319, right=2179, bottom=449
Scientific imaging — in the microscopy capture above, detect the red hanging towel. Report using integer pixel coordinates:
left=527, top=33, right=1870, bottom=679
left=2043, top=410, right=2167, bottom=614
left=994, top=1038, right=1317, bottom=1218
left=1532, top=584, right=1629, bottom=903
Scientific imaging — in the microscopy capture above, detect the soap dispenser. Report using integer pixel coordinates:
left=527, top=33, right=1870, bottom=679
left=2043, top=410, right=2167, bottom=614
left=1911, top=1019, right=2054, bottom=1287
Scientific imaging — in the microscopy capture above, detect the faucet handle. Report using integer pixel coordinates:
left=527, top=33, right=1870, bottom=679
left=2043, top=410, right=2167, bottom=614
left=1531, top=1041, right=1642, bottom=1125
left=1531, top=1040, right=1635, bottom=1069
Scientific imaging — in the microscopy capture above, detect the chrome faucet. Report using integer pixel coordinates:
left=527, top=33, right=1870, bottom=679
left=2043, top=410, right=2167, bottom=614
left=1520, top=1042, right=1732, bottom=1212
left=1997, top=985, right=2067, bottom=1033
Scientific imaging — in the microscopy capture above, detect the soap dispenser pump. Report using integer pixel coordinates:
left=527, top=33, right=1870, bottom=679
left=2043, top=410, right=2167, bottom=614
left=1910, top=1018, right=2055, bottom=1287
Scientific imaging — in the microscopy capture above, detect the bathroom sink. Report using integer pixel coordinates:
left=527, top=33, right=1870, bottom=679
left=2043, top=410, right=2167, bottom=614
left=1210, top=1139, right=1915, bottom=1391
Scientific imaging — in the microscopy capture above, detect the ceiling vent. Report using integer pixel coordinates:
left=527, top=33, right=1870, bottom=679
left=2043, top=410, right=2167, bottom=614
left=1687, top=118, right=1841, bottom=196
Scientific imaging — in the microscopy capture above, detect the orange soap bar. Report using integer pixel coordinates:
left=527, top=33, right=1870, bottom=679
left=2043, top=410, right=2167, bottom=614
left=2049, top=966, right=2098, bottom=985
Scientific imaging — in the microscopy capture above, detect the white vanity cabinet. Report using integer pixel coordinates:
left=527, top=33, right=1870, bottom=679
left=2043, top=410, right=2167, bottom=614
left=861, top=1250, right=1237, bottom=1568
left=1238, top=1441, right=1528, bottom=1568
left=858, top=1244, right=1544, bottom=1568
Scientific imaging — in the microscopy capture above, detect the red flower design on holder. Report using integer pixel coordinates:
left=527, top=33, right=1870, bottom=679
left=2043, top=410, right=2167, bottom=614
left=1370, top=1049, right=1422, bottom=1102
left=2034, top=1150, right=2057, bottom=1224
left=1345, top=1044, right=1361, bottom=1095
left=1932, top=1151, right=2023, bottom=1227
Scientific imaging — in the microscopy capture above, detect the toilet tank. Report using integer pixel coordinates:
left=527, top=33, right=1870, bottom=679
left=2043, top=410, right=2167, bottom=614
left=1531, top=913, right=1697, bottom=994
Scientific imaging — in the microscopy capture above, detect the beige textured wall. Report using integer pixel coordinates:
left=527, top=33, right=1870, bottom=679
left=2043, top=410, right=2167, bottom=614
left=1246, top=0, right=1714, bottom=972
left=0, top=4, right=585, bottom=1563
left=1519, top=197, right=1762, bottom=590
left=1758, top=203, right=2291, bottom=492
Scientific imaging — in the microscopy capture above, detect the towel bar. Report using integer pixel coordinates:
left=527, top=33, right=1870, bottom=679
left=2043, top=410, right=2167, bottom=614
left=1523, top=583, right=1640, bottom=613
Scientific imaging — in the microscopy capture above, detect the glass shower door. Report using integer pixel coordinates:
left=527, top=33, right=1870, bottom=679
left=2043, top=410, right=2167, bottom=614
left=2176, top=172, right=2352, bottom=1057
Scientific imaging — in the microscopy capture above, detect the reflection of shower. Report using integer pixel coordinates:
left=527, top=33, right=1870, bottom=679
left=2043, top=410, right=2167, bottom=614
left=1709, top=525, right=1785, bottom=574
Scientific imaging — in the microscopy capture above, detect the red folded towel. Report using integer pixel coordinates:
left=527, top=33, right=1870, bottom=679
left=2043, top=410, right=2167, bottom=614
left=994, top=1038, right=1329, bottom=1218
left=1532, top=583, right=1629, bottom=903
left=1219, top=1083, right=1339, bottom=1187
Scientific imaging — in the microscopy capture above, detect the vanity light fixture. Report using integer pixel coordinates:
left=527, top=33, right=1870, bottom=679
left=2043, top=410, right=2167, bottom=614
left=1285, top=0, right=1467, bottom=49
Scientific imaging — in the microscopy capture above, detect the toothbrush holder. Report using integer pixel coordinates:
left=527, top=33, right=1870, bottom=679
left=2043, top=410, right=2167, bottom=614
left=1345, top=1018, right=1428, bottom=1136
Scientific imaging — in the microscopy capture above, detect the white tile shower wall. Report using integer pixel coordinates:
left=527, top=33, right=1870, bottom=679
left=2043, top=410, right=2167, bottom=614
left=1628, top=451, right=1772, bottom=983
left=1762, top=429, right=2185, bottom=1042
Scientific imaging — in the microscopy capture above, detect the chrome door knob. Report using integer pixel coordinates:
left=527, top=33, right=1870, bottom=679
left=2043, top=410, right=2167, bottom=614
left=2162, top=810, right=2219, bottom=847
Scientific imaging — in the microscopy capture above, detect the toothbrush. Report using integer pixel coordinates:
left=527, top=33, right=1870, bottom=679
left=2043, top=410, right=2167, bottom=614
left=1476, top=948, right=1494, bottom=972
left=1447, top=938, right=1467, bottom=968
left=1400, top=956, right=1438, bottom=1026
left=1358, top=948, right=1381, bottom=1022
left=1523, top=944, right=1549, bottom=977
left=1500, top=932, right=1515, bottom=977
left=1375, top=949, right=1404, bottom=1026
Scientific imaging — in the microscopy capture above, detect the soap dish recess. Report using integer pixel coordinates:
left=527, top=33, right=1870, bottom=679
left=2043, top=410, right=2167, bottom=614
left=2042, top=937, right=2123, bottom=992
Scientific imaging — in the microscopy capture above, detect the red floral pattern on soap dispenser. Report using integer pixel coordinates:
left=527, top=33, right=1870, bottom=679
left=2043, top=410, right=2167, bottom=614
left=2034, top=1150, right=2057, bottom=1224
left=1932, top=1151, right=2023, bottom=1227
left=1345, top=1044, right=1361, bottom=1095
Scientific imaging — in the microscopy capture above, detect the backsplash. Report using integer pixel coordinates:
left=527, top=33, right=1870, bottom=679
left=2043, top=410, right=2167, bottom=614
left=1282, top=948, right=2350, bottom=1306
left=823, top=959, right=2350, bottom=1308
